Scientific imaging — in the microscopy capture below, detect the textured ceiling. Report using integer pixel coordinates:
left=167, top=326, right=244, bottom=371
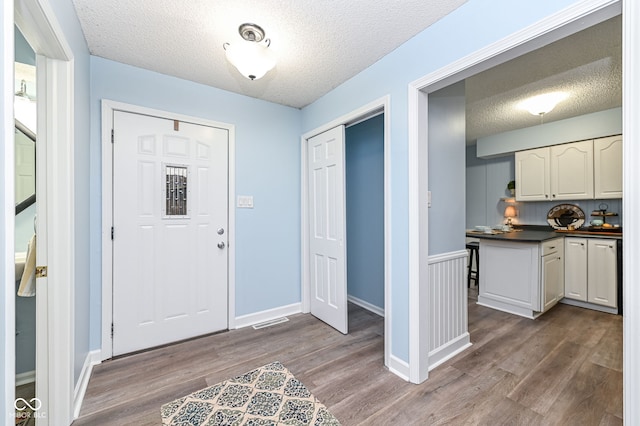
left=71, top=2, right=621, bottom=140
left=71, top=0, right=467, bottom=108
left=465, top=15, right=622, bottom=144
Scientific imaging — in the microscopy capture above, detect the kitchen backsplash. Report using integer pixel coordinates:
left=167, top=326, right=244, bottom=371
left=502, top=198, right=622, bottom=228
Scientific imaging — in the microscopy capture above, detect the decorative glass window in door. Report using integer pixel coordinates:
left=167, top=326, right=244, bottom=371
left=164, top=165, right=189, bottom=217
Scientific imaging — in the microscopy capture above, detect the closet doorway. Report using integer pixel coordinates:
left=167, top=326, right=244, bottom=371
left=345, top=114, right=385, bottom=318
left=302, top=96, right=393, bottom=374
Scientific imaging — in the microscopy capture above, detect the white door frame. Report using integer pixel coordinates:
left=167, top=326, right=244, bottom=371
left=1, top=0, right=15, bottom=418
left=14, top=0, right=75, bottom=424
left=101, top=100, right=236, bottom=360
left=301, top=96, right=394, bottom=376
left=408, top=0, right=639, bottom=420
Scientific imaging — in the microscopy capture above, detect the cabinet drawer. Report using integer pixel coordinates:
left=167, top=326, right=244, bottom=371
left=541, top=239, right=562, bottom=256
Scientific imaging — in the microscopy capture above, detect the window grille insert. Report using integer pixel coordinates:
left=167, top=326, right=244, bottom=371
left=165, top=165, right=189, bottom=217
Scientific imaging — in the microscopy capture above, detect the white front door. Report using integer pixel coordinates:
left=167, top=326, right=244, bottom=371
left=112, top=111, right=229, bottom=356
left=307, top=126, right=348, bottom=334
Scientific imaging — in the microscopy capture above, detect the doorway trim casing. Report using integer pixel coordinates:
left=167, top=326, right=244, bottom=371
left=100, top=100, right=237, bottom=360
left=14, top=0, right=76, bottom=423
left=300, top=95, right=395, bottom=376
left=408, top=0, right=636, bottom=419
left=622, top=0, right=640, bottom=422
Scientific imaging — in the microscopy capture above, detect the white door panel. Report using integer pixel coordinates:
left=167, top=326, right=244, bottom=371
left=308, top=126, right=348, bottom=334
left=112, top=111, right=228, bottom=356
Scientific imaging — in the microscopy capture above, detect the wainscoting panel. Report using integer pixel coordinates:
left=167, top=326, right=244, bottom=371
left=427, top=250, right=471, bottom=369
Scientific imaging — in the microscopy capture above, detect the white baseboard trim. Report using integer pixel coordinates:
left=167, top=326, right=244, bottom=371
left=73, top=350, right=101, bottom=419
left=347, top=295, right=384, bottom=317
left=388, top=355, right=410, bottom=382
left=559, top=298, right=618, bottom=315
left=234, top=303, right=302, bottom=329
left=428, top=333, right=472, bottom=371
left=476, top=297, right=538, bottom=320
left=15, top=370, right=36, bottom=386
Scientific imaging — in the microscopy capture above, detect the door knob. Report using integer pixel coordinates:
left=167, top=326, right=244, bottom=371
left=217, top=241, right=226, bottom=249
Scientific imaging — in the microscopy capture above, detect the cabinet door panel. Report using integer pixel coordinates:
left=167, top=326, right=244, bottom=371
left=594, top=135, right=622, bottom=199
left=516, top=148, right=550, bottom=201
left=564, top=238, right=587, bottom=301
left=587, top=239, right=617, bottom=308
left=550, top=140, right=594, bottom=200
left=542, top=254, right=563, bottom=312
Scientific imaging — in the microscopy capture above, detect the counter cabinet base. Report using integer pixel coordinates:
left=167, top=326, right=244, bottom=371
left=559, top=298, right=618, bottom=315
left=476, top=295, right=543, bottom=320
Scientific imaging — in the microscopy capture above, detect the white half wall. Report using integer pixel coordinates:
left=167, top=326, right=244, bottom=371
left=427, top=250, right=471, bottom=369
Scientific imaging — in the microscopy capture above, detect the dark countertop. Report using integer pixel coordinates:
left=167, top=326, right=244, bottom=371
left=467, top=225, right=623, bottom=242
left=467, top=229, right=558, bottom=242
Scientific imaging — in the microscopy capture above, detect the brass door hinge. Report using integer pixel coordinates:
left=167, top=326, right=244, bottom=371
left=35, top=266, right=48, bottom=278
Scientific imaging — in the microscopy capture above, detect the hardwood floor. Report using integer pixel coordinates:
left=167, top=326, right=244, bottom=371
left=74, top=290, right=622, bottom=425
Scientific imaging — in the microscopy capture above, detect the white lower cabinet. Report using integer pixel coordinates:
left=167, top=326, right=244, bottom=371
left=564, top=237, right=617, bottom=308
left=587, top=239, right=618, bottom=308
left=564, top=238, right=588, bottom=301
left=542, top=240, right=564, bottom=312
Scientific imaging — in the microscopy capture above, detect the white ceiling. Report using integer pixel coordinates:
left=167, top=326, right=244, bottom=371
left=465, top=15, right=622, bottom=143
left=71, top=0, right=467, bottom=109
left=70, top=2, right=621, bottom=142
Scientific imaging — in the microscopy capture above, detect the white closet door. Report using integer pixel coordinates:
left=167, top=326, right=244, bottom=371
left=308, top=126, right=348, bottom=334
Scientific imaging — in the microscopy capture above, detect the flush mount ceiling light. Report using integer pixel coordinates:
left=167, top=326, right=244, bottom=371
left=518, top=91, right=569, bottom=117
left=223, top=23, right=276, bottom=81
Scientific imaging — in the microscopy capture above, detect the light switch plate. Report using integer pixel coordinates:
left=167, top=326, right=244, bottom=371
left=237, top=195, right=254, bottom=208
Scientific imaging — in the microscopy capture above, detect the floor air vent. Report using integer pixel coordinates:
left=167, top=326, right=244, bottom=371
left=252, top=317, right=289, bottom=330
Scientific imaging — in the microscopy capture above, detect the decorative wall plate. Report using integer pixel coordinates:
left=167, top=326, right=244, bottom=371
left=547, top=204, right=585, bottom=230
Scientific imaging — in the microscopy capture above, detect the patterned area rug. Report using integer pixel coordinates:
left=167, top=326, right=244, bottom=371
left=161, top=361, right=341, bottom=425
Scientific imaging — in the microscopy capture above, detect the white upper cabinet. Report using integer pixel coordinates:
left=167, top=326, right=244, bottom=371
left=515, top=147, right=550, bottom=201
left=515, top=135, right=622, bottom=202
left=550, top=140, right=594, bottom=200
left=594, top=135, right=623, bottom=199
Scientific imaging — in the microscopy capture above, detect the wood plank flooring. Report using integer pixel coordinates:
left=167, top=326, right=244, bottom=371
left=74, top=290, right=622, bottom=425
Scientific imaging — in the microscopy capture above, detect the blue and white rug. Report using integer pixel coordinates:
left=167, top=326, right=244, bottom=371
left=161, top=361, right=341, bottom=425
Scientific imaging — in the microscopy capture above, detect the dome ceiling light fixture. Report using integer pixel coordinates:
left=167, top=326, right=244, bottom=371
left=223, top=23, right=276, bottom=81
left=518, top=91, right=569, bottom=123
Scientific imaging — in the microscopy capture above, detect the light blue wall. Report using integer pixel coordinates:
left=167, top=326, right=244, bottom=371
left=428, top=82, right=466, bottom=255
left=89, top=56, right=303, bottom=349
left=300, top=0, right=580, bottom=361
left=14, top=27, right=34, bottom=66
left=345, top=114, right=384, bottom=310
